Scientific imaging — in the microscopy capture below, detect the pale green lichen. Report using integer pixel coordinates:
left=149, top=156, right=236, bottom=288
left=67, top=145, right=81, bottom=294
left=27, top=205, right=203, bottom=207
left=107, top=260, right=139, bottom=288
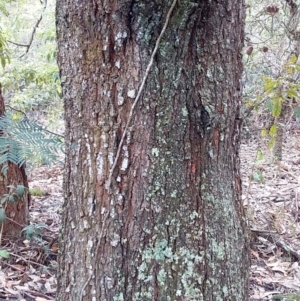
left=182, top=106, right=188, bottom=117
left=189, top=211, right=199, bottom=220
left=136, top=239, right=205, bottom=300
left=151, top=147, right=159, bottom=157
left=211, top=238, right=225, bottom=260
left=170, top=190, right=177, bottom=198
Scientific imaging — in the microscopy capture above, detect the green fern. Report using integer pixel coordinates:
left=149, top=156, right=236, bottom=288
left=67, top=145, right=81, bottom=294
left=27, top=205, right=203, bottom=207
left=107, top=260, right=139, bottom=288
left=0, top=113, right=64, bottom=174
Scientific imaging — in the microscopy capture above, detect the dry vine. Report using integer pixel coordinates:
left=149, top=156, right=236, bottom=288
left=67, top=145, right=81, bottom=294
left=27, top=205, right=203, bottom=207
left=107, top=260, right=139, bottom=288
left=80, top=0, right=178, bottom=299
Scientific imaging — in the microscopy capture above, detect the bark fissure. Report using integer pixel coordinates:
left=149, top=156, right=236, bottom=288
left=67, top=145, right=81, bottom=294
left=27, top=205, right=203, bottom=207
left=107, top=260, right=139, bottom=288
left=56, top=0, right=249, bottom=300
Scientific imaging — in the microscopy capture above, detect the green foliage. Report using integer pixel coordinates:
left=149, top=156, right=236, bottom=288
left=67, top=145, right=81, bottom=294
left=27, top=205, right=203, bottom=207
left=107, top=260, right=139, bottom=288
left=2, top=63, right=61, bottom=111
left=21, top=223, right=51, bottom=258
left=29, top=187, right=45, bottom=196
left=0, top=249, right=10, bottom=258
left=0, top=0, right=62, bottom=125
left=0, top=185, right=27, bottom=223
left=269, top=124, right=277, bottom=137
left=244, top=1, right=300, bottom=154
left=0, top=113, right=64, bottom=174
left=257, top=150, right=264, bottom=161
left=274, top=293, right=300, bottom=301
left=251, top=170, right=265, bottom=184
left=262, top=72, right=300, bottom=118
left=22, top=223, right=47, bottom=240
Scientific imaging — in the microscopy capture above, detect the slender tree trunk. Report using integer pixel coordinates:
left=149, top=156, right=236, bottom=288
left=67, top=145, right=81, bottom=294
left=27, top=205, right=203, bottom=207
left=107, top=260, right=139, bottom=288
left=273, top=1, right=300, bottom=162
left=0, top=85, right=29, bottom=238
left=56, top=1, right=249, bottom=300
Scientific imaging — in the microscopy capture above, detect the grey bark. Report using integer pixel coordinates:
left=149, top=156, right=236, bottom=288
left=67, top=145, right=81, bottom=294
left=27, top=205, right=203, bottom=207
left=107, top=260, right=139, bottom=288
left=56, top=1, right=249, bottom=300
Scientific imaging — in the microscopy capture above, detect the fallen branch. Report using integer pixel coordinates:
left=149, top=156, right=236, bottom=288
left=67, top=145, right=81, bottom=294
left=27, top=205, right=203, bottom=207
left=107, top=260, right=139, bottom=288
left=254, top=229, right=300, bottom=260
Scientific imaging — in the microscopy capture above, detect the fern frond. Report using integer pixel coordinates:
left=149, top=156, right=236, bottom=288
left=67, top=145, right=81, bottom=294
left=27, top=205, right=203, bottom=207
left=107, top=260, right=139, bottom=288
left=0, top=113, right=64, bottom=171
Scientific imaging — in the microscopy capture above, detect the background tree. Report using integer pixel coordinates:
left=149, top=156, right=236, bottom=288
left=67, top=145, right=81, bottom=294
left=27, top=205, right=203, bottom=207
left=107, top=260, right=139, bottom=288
left=56, top=1, right=249, bottom=300
left=0, top=0, right=62, bottom=238
left=244, top=0, right=300, bottom=162
left=0, top=84, right=29, bottom=238
left=0, top=0, right=61, bottom=130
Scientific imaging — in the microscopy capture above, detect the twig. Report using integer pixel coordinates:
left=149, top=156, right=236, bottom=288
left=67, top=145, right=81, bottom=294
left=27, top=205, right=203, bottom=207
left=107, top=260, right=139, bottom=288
left=106, top=0, right=177, bottom=191
left=7, top=41, right=29, bottom=47
left=23, top=289, right=54, bottom=300
left=257, top=232, right=300, bottom=260
left=79, top=1, right=177, bottom=300
left=10, top=252, right=49, bottom=268
left=6, top=217, right=25, bottom=228
left=285, top=0, right=298, bottom=13
left=1, top=261, right=25, bottom=272
left=20, top=15, right=43, bottom=58
left=8, top=0, right=48, bottom=57
left=5, top=105, right=27, bottom=117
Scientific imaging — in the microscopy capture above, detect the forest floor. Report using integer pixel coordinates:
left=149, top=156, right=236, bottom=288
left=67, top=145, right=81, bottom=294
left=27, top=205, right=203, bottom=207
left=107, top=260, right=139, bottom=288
left=0, top=132, right=299, bottom=300
left=243, top=130, right=300, bottom=301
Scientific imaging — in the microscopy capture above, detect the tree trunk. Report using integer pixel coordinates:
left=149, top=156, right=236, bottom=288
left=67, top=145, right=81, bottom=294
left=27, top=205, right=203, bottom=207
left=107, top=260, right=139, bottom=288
left=56, top=1, right=249, bottom=300
left=0, top=85, right=29, bottom=238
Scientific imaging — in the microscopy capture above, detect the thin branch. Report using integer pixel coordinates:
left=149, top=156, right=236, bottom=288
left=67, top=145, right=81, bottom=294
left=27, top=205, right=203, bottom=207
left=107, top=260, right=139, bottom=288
left=80, top=1, right=178, bottom=299
left=257, top=232, right=300, bottom=261
left=5, top=105, right=28, bottom=117
left=107, top=0, right=177, bottom=191
left=7, top=40, right=28, bottom=47
left=285, top=0, right=298, bottom=14
left=20, top=15, right=43, bottom=58
left=8, top=0, right=48, bottom=57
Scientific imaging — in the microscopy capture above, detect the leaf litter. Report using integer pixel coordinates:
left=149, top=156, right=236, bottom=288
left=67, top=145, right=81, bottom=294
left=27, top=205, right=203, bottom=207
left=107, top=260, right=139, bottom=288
left=0, top=131, right=299, bottom=300
left=0, top=165, right=62, bottom=300
left=243, top=128, right=300, bottom=301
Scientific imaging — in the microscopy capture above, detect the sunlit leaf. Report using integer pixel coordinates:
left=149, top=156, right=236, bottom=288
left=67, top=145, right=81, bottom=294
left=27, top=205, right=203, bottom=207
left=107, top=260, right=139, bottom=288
left=272, top=98, right=282, bottom=117
left=0, top=56, right=5, bottom=69
left=261, top=128, right=267, bottom=137
left=269, top=124, right=277, bottom=137
left=286, top=89, right=298, bottom=99
left=268, top=137, right=276, bottom=149
left=264, top=78, right=278, bottom=94
left=257, top=150, right=264, bottom=161
left=289, top=55, right=298, bottom=64
left=12, top=112, right=23, bottom=121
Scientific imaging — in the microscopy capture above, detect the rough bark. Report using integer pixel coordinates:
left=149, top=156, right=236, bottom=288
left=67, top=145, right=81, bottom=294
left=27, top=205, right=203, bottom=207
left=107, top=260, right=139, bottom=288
left=0, top=85, right=29, bottom=238
left=56, top=1, right=249, bottom=300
